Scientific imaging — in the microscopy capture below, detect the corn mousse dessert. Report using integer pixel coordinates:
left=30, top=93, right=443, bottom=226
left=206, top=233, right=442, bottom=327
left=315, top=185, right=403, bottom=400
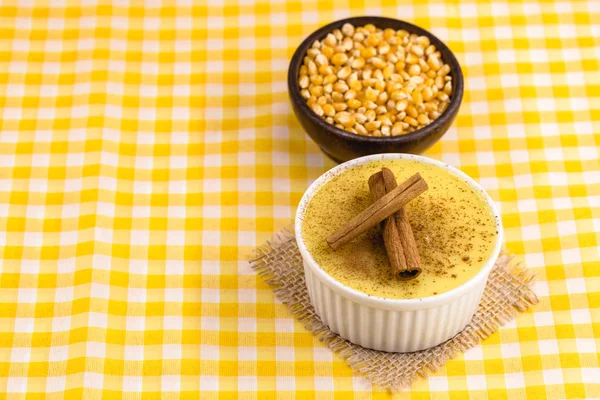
left=302, top=159, right=498, bottom=300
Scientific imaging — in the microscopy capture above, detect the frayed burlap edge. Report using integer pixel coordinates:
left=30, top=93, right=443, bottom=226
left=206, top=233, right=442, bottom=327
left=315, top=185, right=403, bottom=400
left=250, top=225, right=538, bottom=391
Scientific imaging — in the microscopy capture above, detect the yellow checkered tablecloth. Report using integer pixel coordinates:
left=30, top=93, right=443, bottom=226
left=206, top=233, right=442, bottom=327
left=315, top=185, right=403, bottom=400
left=0, top=0, right=598, bottom=398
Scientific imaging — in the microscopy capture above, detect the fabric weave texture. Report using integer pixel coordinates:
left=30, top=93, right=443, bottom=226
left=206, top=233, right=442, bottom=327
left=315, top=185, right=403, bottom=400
left=251, top=227, right=538, bottom=391
left=0, top=0, right=598, bottom=398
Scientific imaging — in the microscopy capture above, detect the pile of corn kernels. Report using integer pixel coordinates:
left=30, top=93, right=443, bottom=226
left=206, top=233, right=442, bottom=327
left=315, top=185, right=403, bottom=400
left=298, top=23, right=453, bottom=137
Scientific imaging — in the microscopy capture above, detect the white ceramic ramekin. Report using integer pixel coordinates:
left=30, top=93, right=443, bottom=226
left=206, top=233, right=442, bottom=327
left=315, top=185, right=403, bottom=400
left=295, top=154, right=503, bottom=352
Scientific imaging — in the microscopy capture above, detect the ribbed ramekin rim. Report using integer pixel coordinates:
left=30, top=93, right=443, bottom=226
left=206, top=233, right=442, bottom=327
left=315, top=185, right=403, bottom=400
left=295, top=153, right=504, bottom=310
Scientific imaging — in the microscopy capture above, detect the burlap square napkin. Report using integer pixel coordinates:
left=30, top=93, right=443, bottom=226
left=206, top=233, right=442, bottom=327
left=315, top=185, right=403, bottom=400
left=250, top=226, right=538, bottom=390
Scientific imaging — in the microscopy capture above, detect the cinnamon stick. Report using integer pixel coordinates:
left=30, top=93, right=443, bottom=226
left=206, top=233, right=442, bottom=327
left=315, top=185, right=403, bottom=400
left=381, top=168, right=422, bottom=279
left=326, top=173, right=428, bottom=251
left=368, top=171, right=409, bottom=280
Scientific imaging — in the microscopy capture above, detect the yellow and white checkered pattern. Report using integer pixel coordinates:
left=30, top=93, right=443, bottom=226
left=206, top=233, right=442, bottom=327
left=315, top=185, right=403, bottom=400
left=0, top=0, right=598, bottom=398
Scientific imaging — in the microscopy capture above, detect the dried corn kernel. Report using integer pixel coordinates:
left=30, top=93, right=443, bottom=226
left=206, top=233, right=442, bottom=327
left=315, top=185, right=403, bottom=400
left=299, top=23, right=453, bottom=136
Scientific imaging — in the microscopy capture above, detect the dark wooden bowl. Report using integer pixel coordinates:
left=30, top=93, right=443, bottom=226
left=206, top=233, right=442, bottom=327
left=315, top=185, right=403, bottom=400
left=288, top=16, right=464, bottom=163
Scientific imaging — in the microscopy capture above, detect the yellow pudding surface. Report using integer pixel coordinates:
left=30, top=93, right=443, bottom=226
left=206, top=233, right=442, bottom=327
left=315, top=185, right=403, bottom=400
left=301, top=159, right=498, bottom=299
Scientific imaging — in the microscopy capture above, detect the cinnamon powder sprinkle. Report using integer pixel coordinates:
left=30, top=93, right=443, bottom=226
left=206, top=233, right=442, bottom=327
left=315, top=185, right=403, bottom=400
left=302, top=159, right=498, bottom=299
